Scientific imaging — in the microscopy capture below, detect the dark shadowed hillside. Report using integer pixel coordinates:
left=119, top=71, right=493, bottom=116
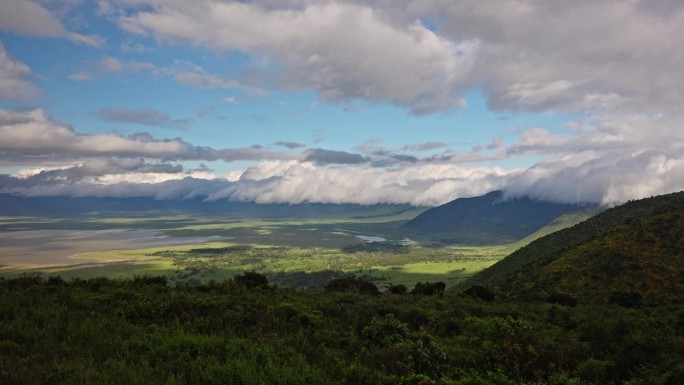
left=463, top=191, right=684, bottom=304
left=404, top=190, right=592, bottom=243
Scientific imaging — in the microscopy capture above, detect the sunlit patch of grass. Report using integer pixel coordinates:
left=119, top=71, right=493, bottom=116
left=0, top=216, right=64, bottom=225
left=0, top=258, right=177, bottom=280
left=85, top=216, right=195, bottom=224
left=68, top=241, right=274, bottom=262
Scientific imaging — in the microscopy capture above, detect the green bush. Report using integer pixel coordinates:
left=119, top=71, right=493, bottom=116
left=463, top=285, right=495, bottom=301
left=324, top=275, right=380, bottom=295
left=234, top=271, right=270, bottom=290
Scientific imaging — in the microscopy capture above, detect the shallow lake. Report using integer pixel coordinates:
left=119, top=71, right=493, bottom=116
left=0, top=229, right=232, bottom=265
left=355, top=235, right=387, bottom=242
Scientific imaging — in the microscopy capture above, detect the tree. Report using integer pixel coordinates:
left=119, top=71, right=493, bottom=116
left=411, top=281, right=446, bottom=296
left=324, top=275, right=380, bottom=295
left=387, top=284, right=408, bottom=294
left=463, top=285, right=495, bottom=301
left=234, top=271, right=270, bottom=289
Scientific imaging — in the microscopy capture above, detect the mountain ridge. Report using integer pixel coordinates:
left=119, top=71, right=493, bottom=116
left=462, top=191, right=684, bottom=304
left=0, top=193, right=424, bottom=219
left=404, top=190, right=594, bottom=244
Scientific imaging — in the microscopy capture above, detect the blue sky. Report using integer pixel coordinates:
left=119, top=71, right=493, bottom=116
left=1, top=1, right=683, bottom=206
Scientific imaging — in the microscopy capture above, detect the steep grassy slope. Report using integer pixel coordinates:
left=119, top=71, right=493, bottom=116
left=404, top=190, right=592, bottom=244
left=463, top=191, right=684, bottom=304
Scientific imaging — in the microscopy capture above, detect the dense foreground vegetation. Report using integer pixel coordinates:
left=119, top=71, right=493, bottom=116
left=2, top=274, right=684, bottom=385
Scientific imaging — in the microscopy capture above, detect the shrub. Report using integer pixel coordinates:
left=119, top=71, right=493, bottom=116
left=609, top=291, right=642, bottom=308
left=547, top=291, right=577, bottom=307
left=362, top=314, right=410, bottom=347
left=132, top=275, right=168, bottom=286
left=411, top=282, right=446, bottom=296
left=324, top=275, right=380, bottom=295
left=463, top=285, right=495, bottom=302
left=233, top=271, right=270, bottom=290
left=388, top=284, right=408, bottom=295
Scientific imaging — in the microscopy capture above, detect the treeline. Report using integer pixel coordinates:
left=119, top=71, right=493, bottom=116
left=1, top=274, right=684, bottom=385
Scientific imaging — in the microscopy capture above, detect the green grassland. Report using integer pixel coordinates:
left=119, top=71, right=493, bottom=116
left=0, top=208, right=594, bottom=290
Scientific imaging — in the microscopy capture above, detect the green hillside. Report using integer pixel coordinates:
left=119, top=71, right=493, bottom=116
left=463, top=191, right=684, bottom=304
left=404, top=191, right=593, bottom=244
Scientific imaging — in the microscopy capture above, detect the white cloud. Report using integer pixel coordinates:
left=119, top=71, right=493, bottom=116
left=109, top=1, right=684, bottom=114
left=504, top=113, right=684, bottom=205
left=0, top=0, right=103, bottom=47
left=0, top=42, right=39, bottom=101
left=4, top=110, right=684, bottom=206
left=206, top=161, right=516, bottom=206
left=402, top=0, right=684, bottom=113
left=0, top=108, right=294, bottom=162
left=0, top=160, right=517, bottom=205
left=299, top=148, right=367, bottom=165
left=0, top=109, right=185, bottom=157
left=118, top=1, right=477, bottom=114
left=169, top=60, right=268, bottom=97
left=69, top=56, right=157, bottom=81
left=94, top=107, right=191, bottom=129
left=119, top=39, right=147, bottom=53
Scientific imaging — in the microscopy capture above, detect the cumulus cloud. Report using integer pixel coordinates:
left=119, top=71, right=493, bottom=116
left=404, top=0, right=684, bottom=113
left=170, top=60, right=268, bottom=97
left=0, top=108, right=294, bottom=162
left=69, top=56, right=158, bottom=81
left=120, top=39, right=147, bottom=53
left=117, top=1, right=477, bottom=114
left=275, top=141, right=306, bottom=149
left=213, top=161, right=516, bottom=206
left=4, top=1, right=684, bottom=207
left=0, top=159, right=518, bottom=206
left=402, top=141, right=450, bottom=152
left=94, top=107, right=191, bottom=129
left=4, top=109, right=684, bottom=206
left=108, top=0, right=684, bottom=114
left=299, top=148, right=368, bottom=165
left=0, top=42, right=39, bottom=101
left=354, top=143, right=504, bottom=167
left=504, top=113, right=684, bottom=205
left=0, top=0, right=103, bottom=47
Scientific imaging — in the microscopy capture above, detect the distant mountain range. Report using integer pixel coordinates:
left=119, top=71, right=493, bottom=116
left=0, top=194, right=422, bottom=220
left=463, top=191, right=684, bottom=305
left=404, top=190, right=595, bottom=244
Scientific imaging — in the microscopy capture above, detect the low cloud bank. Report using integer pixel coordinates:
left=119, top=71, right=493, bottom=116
left=2, top=109, right=684, bottom=207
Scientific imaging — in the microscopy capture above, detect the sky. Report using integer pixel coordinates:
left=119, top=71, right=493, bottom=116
left=1, top=0, right=683, bottom=207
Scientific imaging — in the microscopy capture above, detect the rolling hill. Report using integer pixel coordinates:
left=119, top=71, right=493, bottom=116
left=404, top=190, right=595, bottom=244
left=462, top=191, right=684, bottom=304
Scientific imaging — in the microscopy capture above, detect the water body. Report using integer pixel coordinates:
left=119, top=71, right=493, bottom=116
left=356, top=235, right=387, bottom=242
left=0, top=229, right=232, bottom=265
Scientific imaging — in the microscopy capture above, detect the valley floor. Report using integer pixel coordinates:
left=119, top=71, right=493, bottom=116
left=0, top=210, right=590, bottom=290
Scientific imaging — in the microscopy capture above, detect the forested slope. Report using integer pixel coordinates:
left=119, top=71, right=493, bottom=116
left=464, top=191, right=684, bottom=304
